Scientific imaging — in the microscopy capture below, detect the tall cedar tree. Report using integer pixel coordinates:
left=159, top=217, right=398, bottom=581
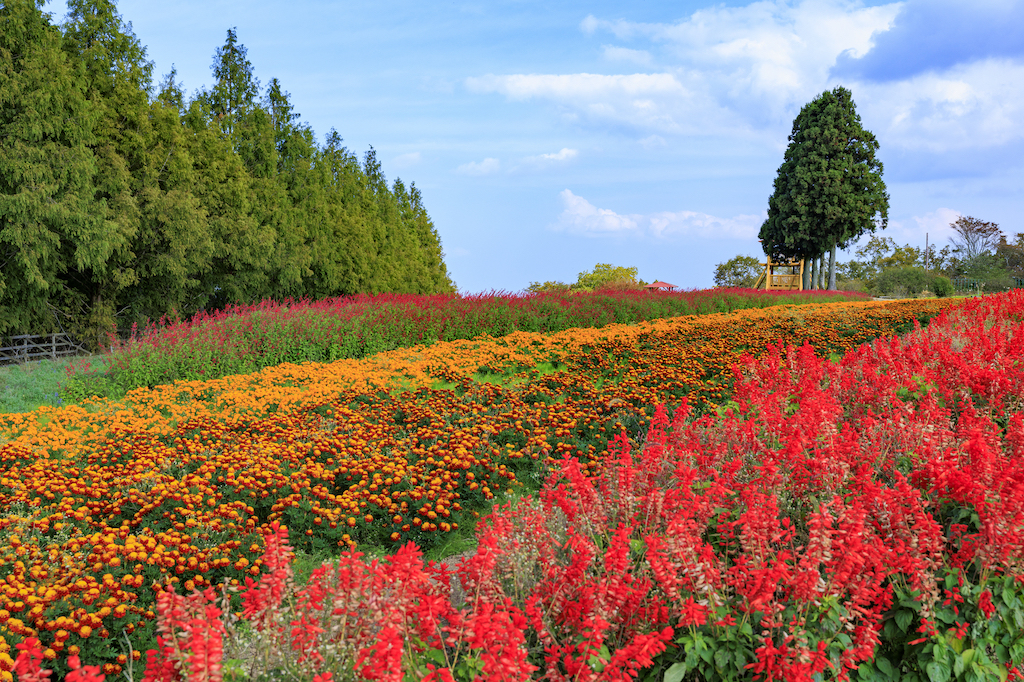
left=0, top=0, right=111, bottom=337
left=0, top=7, right=454, bottom=345
left=759, top=86, right=888, bottom=290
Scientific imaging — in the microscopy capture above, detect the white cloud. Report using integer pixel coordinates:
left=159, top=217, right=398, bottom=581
left=647, top=210, right=763, bottom=240
left=510, top=148, right=578, bottom=173
left=555, top=189, right=762, bottom=239
left=466, top=72, right=693, bottom=133
left=475, top=1, right=1024, bottom=172
left=854, top=59, right=1024, bottom=151
left=394, top=152, right=421, bottom=168
left=455, top=157, right=501, bottom=175
left=602, top=45, right=652, bottom=66
left=884, top=207, right=962, bottom=243
left=911, top=208, right=962, bottom=238
left=476, top=2, right=903, bottom=136
left=557, top=190, right=640, bottom=234
left=540, top=148, right=578, bottom=162
left=524, top=147, right=581, bottom=164
left=639, top=135, right=666, bottom=149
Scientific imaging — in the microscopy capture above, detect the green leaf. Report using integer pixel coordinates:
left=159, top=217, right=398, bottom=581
left=896, top=609, right=915, bottom=633
left=945, top=630, right=965, bottom=654
left=953, top=653, right=966, bottom=677
left=926, top=661, right=951, bottom=682
left=714, top=647, right=732, bottom=671
left=855, top=661, right=879, bottom=682
left=697, top=640, right=715, bottom=664
left=664, top=662, right=688, bottom=682
left=877, top=656, right=896, bottom=680
left=900, top=598, right=924, bottom=611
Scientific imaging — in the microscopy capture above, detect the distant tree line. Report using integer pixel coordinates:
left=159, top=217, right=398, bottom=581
left=527, top=264, right=647, bottom=293
left=835, top=216, right=1023, bottom=294
left=1, top=0, right=454, bottom=347
left=714, top=214, right=1023, bottom=295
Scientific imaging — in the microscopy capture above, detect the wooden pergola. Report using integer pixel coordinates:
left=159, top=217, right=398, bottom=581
left=753, top=257, right=804, bottom=291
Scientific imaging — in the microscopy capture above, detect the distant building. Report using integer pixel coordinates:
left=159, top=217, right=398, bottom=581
left=644, top=281, right=678, bottom=290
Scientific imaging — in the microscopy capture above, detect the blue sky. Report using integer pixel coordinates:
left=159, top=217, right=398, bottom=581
left=44, top=0, right=1024, bottom=292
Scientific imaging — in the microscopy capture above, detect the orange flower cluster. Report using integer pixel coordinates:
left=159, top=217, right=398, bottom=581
left=0, top=298, right=954, bottom=675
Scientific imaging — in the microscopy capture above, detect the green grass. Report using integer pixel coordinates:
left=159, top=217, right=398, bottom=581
left=0, top=355, right=107, bottom=413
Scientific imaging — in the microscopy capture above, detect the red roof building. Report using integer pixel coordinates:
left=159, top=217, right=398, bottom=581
left=644, top=281, right=678, bottom=290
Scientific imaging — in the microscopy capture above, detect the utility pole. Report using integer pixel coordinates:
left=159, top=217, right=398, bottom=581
left=925, top=233, right=929, bottom=270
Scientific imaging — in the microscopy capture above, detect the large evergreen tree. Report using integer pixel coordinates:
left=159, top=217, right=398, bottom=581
left=1, top=8, right=454, bottom=344
left=759, top=86, right=888, bottom=290
left=0, top=0, right=106, bottom=337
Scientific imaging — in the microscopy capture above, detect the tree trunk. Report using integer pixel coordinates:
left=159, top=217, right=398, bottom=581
left=810, top=257, right=818, bottom=290
left=828, top=240, right=837, bottom=290
left=818, top=255, right=825, bottom=289
left=802, top=259, right=811, bottom=290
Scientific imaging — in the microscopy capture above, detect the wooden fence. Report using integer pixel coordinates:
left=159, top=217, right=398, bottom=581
left=952, top=277, right=1024, bottom=292
left=0, top=334, right=87, bottom=365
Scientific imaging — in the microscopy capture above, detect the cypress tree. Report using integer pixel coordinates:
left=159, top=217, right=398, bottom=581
left=759, top=86, right=888, bottom=290
left=0, top=0, right=107, bottom=338
left=61, top=0, right=155, bottom=341
left=125, top=74, right=213, bottom=323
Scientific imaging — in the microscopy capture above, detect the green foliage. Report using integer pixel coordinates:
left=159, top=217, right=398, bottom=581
left=527, top=280, right=572, bottom=294
left=0, top=356, right=105, bottom=412
left=854, top=571, right=1024, bottom=682
left=0, top=0, right=111, bottom=338
left=640, top=568, right=1024, bottom=682
left=837, top=278, right=870, bottom=293
left=874, top=266, right=936, bottom=297
left=0, top=3, right=455, bottom=349
left=996, top=232, right=1024, bottom=277
left=573, top=263, right=640, bottom=291
left=843, top=236, right=924, bottom=281
left=948, top=215, right=1001, bottom=268
left=713, top=255, right=763, bottom=288
left=932, top=275, right=953, bottom=298
left=759, top=86, right=889, bottom=289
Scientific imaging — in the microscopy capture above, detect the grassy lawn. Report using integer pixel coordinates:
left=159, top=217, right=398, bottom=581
left=0, top=355, right=107, bottom=413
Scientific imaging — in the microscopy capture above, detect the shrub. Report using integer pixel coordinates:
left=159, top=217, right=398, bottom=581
left=837, top=278, right=869, bottom=293
left=713, top=255, right=763, bottom=288
left=873, top=266, right=933, bottom=297
left=931, top=274, right=954, bottom=297
left=526, top=280, right=571, bottom=294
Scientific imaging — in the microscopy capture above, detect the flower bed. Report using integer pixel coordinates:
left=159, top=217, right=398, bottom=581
left=0, top=298, right=957, bottom=678
left=68, top=288, right=870, bottom=399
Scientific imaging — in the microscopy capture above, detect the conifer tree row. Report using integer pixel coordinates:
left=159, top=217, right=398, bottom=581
left=0, top=0, right=454, bottom=347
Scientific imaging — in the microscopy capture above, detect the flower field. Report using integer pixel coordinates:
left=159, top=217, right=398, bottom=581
left=65, top=288, right=870, bottom=401
left=0, top=297, right=960, bottom=679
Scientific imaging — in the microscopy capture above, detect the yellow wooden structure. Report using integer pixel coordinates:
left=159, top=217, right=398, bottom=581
left=753, top=257, right=804, bottom=291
